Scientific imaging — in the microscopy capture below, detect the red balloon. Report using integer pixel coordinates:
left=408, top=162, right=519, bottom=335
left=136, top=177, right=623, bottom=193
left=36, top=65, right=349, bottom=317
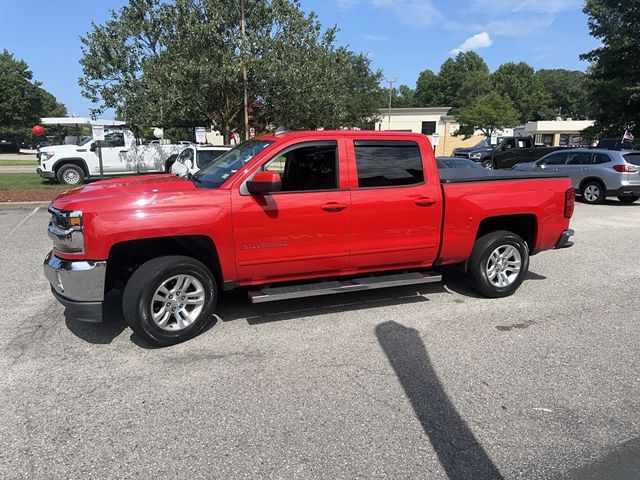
left=32, top=125, right=45, bottom=136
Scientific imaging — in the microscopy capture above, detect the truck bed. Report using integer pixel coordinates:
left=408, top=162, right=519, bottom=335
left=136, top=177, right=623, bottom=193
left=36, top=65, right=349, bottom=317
left=439, top=168, right=569, bottom=184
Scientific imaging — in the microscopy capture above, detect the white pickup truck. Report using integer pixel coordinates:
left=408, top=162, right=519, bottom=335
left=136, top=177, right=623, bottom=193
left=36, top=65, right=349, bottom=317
left=37, top=129, right=183, bottom=185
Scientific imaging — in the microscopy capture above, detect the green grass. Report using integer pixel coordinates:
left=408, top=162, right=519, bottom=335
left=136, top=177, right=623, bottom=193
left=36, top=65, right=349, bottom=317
left=0, top=159, right=38, bottom=166
left=0, top=173, right=69, bottom=190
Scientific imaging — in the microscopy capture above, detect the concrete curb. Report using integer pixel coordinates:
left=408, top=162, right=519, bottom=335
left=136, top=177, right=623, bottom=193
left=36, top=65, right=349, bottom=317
left=0, top=201, right=50, bottom=210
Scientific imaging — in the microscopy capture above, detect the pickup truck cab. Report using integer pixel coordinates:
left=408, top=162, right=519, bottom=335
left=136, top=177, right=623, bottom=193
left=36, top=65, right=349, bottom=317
left=37, top=129, right=183, bottom=185
left=44, top=131, right=575, bottom=346
left=453, top=136, right=562, bottom=170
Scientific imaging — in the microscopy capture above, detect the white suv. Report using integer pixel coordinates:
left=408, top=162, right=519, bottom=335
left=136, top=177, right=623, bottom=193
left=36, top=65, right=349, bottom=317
left=171, top=144, right=232, bottom=177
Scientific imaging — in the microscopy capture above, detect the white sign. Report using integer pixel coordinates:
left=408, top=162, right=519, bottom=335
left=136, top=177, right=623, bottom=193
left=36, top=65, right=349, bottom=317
left=195, top=127, right=207, bottom=144
left=431, top=132, right=440, bottom=146
left=490, top=133, right=498, bottom=145
left=91, top=125, right=105, bottom=141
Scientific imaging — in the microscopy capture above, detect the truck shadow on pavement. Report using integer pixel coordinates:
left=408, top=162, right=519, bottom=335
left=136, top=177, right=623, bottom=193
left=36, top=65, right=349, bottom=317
left=376, top=320, right=504, bottom=480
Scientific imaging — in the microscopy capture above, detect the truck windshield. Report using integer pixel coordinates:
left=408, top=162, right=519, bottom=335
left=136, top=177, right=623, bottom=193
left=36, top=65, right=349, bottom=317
left=192, top=140, right=273, bottom=188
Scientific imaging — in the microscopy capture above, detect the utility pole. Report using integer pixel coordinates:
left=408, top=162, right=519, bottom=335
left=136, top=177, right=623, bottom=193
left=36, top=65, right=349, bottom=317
left=385, top=77, right=399, bottom=131
left=240, top=0, right=250, bottom=141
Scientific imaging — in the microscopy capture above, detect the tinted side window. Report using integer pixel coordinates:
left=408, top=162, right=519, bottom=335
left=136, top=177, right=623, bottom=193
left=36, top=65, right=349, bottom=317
left=540, top=152, right=568, bottom=165
left=263, top=142, right=338, bottom=192
left=517, top=138, right=532, bottom=148
left=593, top=153, right=612, bottom=164
left=354, top=141, right=424, bottom=188
left=102, top=132, right=124, bottom=148
left=566, top=152, right=591, bottom=165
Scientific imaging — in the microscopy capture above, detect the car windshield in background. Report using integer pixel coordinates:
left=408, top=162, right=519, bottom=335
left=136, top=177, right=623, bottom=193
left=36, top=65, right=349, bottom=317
left=197, top=150, right=227, bottom=169
left=192, top=140, right=273, bottom=188
left=474, top=138, right=490, bottom=148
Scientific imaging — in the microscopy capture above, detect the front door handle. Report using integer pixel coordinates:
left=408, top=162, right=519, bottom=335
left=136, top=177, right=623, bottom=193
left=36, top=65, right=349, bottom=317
left=415, top=197, right=437, bottom=207
left=321, top=202, right=348, bottom=212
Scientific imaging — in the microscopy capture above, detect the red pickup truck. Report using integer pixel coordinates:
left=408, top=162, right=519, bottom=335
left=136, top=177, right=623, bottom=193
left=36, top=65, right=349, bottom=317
left=44, top=131, right=575, bottom=346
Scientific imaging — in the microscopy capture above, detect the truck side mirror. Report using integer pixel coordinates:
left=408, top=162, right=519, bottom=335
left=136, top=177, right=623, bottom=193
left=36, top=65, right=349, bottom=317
left=90, top=142, right=97, bottom=152
left=247, top=171, right=282, bottom=195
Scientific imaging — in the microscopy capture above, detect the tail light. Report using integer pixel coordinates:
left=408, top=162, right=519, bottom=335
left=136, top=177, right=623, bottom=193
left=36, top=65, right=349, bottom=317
left=564, top=188, right=576, bottom=219
left=613, top=164, right=638, bottom=173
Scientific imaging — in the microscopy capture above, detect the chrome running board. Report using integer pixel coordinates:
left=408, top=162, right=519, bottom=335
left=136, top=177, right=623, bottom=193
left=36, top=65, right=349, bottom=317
left=248, top=271, right=442, bottom=304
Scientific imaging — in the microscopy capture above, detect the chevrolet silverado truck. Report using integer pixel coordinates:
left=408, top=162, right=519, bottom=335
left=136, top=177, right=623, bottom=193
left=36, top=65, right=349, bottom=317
left=44, top=131, right=575, bottom=346
left=453, top=136, right=562, bottom=170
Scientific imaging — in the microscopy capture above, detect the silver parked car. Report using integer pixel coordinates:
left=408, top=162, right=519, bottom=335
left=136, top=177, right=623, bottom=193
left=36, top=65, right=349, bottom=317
left=513, top=148, right=640, bottom=204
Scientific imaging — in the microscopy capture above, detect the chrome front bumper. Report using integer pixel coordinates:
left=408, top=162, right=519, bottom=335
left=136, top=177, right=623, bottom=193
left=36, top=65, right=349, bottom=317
left=43, top=251, right=107, bottom=302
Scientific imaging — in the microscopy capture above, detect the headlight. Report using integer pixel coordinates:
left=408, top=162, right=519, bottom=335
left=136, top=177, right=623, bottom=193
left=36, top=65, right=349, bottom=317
left=470, top=153, right=482, bottom=159
left=48, top=207, right=84, bottom=254
left=41, top=151, right=55, bottom=161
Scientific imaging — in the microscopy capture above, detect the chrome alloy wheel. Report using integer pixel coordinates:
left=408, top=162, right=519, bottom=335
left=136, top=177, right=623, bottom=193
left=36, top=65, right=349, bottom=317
left=63, top=169, right=80, bottom=184
left=485, top=245, right=522, bottom=288
left=150, top=274, right=205, bottom=331
left=583, top=184, right=601, bottom=203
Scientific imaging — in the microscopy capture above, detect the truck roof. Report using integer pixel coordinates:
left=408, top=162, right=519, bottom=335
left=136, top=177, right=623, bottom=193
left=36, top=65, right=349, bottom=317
left=254, top=130, right=429, bottom=142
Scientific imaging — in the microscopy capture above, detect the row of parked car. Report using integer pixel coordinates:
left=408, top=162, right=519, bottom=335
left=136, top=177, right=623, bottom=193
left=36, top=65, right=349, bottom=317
left=451, top=136, right=640, bottom=204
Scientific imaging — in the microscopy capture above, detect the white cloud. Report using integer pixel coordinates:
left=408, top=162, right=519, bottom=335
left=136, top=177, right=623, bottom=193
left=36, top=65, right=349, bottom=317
left=336, top=0, right=441, bottom=27
left=362, top=34, right=388, bottom=41
left=471, top=0, right=581, bottom=14
left=450, top=31, right=492, bottom=55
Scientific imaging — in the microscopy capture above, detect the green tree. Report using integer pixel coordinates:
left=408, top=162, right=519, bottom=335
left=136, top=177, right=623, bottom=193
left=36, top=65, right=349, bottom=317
left=455, top=91, right=519, bottom=138
left=0, top=49, right=67, bottom=142
left=492, top=62, right=549, bottom=123
left=536, top=69, right=591, bottom=119
left=80, top=0, right=382, bottom=142
left=437, top=51, right=490, bottom=109
left=581, top=0, right=640, bottom=137
left=414, top=69, right=439, bottom=106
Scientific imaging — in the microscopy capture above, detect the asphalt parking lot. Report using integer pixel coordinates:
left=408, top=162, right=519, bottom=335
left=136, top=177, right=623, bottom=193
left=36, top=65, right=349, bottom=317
left=1, top=202, right=639, bottom=479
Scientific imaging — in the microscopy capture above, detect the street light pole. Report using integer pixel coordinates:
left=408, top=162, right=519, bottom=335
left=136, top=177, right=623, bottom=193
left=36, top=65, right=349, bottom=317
left=240, top=0, right=250, bottom=141
left=384, top=77, right=399, bottom=131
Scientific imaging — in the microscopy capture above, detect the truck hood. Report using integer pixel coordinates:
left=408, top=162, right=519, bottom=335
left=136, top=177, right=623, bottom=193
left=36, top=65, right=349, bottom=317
left=51, top=174, right=200, bottom=212
left=40, top=144, right=86, bottom=154
left=453, top=146, right=494, bottom=155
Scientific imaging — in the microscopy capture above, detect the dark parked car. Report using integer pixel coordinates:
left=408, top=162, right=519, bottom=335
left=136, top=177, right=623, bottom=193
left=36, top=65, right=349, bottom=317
left=436, top=157, right=484, bottom=169
left=596, top=138, right=640, bottom=151
left=453, top=136, right=562, bottom=170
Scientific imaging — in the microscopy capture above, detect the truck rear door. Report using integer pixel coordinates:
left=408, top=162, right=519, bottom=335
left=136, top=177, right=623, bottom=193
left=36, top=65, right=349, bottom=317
left=347, top=138, right=442, bottom=269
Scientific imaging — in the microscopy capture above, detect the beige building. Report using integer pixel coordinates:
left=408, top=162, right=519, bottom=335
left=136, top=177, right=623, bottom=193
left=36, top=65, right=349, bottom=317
left=513, top=119, right=594, bottom=146
left=375, top=107, right=487, bottom=156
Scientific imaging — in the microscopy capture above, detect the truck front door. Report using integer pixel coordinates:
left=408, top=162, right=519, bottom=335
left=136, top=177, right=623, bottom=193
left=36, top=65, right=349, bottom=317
left=232, top=140, right=351, bottom=281
left=348, top=139, right=442, bottom=269
left=98, top=131, right=134, bottom=174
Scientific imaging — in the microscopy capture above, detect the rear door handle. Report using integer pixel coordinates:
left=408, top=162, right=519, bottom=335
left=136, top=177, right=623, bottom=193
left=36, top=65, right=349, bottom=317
left=415, top=197, right=437, bottom=207
left=321, top=202, right=348, bottom=212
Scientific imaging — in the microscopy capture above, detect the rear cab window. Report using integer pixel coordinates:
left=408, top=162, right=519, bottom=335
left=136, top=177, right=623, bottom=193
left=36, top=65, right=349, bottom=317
left=353, top=140, right=424, bottom=188
left=624, top=153, right=640, bottom=166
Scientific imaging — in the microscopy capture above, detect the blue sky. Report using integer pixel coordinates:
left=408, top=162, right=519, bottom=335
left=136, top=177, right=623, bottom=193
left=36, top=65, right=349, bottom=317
left=0, top=0, right=598, bottom=118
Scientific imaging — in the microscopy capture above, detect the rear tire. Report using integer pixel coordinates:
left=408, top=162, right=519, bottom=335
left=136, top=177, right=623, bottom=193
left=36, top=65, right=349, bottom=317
left=467, top=230, right=529, bottom=298
left=56, top=164, right=85, bottom=185
left=580, top=180, right=606, bottom=204
left=617, top=195, right=639, bottom=204
left=122, top=255, right=217, bottom=347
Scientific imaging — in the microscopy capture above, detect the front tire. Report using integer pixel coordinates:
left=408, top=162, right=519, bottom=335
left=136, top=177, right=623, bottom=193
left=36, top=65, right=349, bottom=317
left=580, top=180, right=606, bottom=204
left=56, top=164, right=85, bottom=185
left=617, top=195, right=639, bottom=204
left=467, top=230, right=529, bottom=298
left=122, top=255, right=217, bottom=346
left=481, top=159, right=495, bottom=170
